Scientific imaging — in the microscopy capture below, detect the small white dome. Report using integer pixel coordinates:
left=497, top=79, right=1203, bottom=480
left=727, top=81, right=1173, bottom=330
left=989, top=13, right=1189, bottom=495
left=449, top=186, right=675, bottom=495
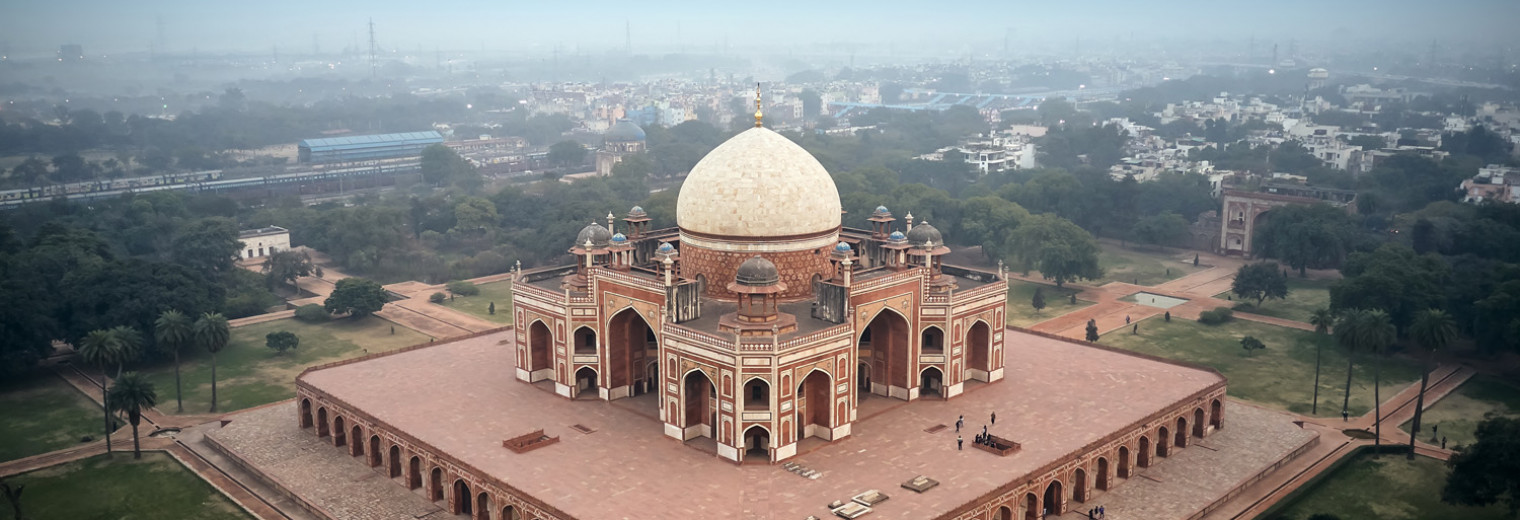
left=677, top=127, right=841, bottom=239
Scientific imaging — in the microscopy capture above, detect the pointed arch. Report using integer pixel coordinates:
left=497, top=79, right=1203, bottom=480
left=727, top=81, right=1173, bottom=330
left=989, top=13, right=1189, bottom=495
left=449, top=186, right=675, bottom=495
left=1175, top=416, right=1189, bottom=448
left=742, top=376, right=771, bottom=410
left=743, top=424, right=771, bottom=462
left=502, top=505, right=522, bottom=520
left=332, top=416, right=347, bottom=446
left=995, top=505, right=1013, bottom=520
left=429, top=467, right=444, bottom=502
left=1074, top=467, right=1088, bottom=502
left=1138, top=436, right=1152, bottom=468
left=1043, top=479, right=1064, bottom=516
left=797, top=368, right=834, bottom=440
left=1211, top=398, right=1224, bottom=429
left=1023, top=492, right=1039, bottom=520
left=475, top=492, right=491, bottom=520
left=388, top=444, right=401, bottom=477
left=527, top=319, right=552, bottom=372
left=1158, top=426, right=1172, bottom=457
left=919, top=365, right=945, bottom=399
left=920, top=325, right=945, bottom=355
left=1096, top=457, right=1111, bottom=490
left=1194, top=407, right=1207, bottom=438
left=572, top=325, right=597, bottom=355
left=1118, top=445, right=1132, bottom=477
left=368, top=435, right=381, bottom=467
left=299, top=399, right=313, bottom=428
left=452, top=479, right=473, bottom=515
left=407, top=456, right=422, bottom=489
left=682, top=368, right=716, bottom=438
left=966, top=319, right=993, bottom=379
left=858, top=307, right=911, bottom=397
left=348, top=425, right=363, bottom=456
left=607, top=307, right=655, bottom=391
left=574, top=366, right=599, bottom=399
left=316, top=407, right=329, bottom=437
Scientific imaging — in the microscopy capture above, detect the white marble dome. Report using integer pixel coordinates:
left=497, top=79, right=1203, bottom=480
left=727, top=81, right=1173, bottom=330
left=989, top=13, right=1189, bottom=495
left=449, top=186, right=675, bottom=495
left=676, top=127, right=841, bottom=239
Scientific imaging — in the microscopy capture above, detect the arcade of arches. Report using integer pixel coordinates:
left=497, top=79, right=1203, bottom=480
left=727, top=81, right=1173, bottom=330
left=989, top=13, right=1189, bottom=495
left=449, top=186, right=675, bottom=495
left=296, top=395, right=564, bottom=520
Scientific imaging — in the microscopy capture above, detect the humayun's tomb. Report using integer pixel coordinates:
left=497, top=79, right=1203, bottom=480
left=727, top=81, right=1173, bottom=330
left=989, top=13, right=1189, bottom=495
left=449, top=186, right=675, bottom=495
left=205, top=104, right=1321, bottom=520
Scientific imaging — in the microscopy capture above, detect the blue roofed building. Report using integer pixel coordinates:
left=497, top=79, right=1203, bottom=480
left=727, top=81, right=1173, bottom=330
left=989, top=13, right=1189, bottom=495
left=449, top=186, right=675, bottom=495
left=297, top=131, right=445, bottom=164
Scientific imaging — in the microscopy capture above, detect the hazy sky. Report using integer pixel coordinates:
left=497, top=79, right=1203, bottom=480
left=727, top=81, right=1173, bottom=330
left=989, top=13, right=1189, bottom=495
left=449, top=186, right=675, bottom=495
left=3, top=0, right=1516, bottom=56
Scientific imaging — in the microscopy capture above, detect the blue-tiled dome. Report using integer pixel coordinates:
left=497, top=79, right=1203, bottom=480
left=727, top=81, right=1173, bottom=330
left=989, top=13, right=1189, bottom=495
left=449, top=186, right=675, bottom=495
left=610, top=233, right=627, bottom=244
left=889, top=231, right=906, bottom=241
left=657, top=243, right=676, bottom=254
left=834, top=241, right=852, bottom=253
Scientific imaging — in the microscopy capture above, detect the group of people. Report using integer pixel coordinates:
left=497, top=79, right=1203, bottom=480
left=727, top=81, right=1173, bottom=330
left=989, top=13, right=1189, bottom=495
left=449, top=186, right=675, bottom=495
left=1085, top=505, right=1107, bottom=519
left=954, top=413, right=999, bottom=450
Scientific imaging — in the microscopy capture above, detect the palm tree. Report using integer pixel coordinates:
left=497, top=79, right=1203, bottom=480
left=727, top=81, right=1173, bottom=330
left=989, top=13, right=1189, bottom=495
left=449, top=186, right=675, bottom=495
left=106, top=325, right=143, bottom=378
left=193, top=313, right=231, bottom=413
left=107, top=373, right=158, bottom=459
left=1408, top=309, right=1456, bottom=458
left=155, top=310, right=193, bottom=412
left=1333, top=309, right=1366, bottom=420
left=1361, top=310, right=1396, bottom=450
left=77, top=329, right=123, bottom=456
left=1309, top=308, right=1336, bottom=415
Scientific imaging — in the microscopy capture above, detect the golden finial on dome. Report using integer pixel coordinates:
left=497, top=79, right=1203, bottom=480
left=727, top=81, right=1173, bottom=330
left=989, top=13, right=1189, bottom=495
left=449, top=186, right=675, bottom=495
left=754, top=83, right=763, bottom=128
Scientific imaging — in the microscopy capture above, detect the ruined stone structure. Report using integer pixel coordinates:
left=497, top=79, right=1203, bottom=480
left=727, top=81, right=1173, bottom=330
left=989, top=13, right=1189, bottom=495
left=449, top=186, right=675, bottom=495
left=1219, top=185, right=1356, bottom=256
left=593, top=119, right=646, bottom=176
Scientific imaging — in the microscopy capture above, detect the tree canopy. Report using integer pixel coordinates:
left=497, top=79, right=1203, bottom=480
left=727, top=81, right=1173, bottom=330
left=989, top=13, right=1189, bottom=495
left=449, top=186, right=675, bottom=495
left=1008, top=214, right=1102, bottom=287
left=324, top=278, right=388, bottom=318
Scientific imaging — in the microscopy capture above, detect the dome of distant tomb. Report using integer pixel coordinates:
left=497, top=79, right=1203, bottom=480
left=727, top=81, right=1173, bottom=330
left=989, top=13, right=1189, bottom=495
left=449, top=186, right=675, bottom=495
left=575, top=222, right=613, bottom=248
left=734, top=256, right=781, bottom=286
left=906, top=222, right=943, bottom=248
left=676, top=127, right=842, bottom=239
left=605, top=119, right=646, bottom=142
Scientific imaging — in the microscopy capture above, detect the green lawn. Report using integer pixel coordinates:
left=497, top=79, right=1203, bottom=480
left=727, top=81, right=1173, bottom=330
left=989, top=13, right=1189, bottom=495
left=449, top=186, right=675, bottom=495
left=439, top=279, right=514, bottom=325
left=0, top=452, right=250, bottom=520
left=1100, top=317, right=1421, bottom=417
left=1094, top=245, right=1208, bottom=286
left=1399, top=375, right=1520, bottom=449
left=1006, top=280, right=1093, bottom=327
left=1221, top=277, right=1334, bottom=323
left=1271, top=452, right=1509, bottom=520
left=0, top=373, right=113, bottom=462
left=139, top=316, right=430, bottom=414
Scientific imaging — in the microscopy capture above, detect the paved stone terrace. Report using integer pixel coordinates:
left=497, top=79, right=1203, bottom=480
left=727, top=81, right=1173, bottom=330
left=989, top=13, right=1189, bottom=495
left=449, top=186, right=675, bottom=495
left=209, top=402, right=442, bottom=520
left=1081, top=401, right=1319, bottom=519
left=283, top=328, right=1222, bottom=519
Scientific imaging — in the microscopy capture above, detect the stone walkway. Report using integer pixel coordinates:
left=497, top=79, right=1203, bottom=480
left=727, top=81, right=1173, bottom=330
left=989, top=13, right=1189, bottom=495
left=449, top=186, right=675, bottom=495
left=1082, top=401, right=1319, bottom=520
left=1201, top=364, right=1474, bottom=520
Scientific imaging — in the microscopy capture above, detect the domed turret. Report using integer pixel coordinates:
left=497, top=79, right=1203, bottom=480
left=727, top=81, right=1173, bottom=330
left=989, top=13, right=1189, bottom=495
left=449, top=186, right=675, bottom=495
left=734, top=256, right=781, bottom=287
left=575, top=222, right=613, bottom=249
left=628, top=205, right=647, bottom=218
left=834, top=241, right=852, bottom=253
left=889, top=231, right=907, bottom=243
left=906, top=222, right=943, bottom=249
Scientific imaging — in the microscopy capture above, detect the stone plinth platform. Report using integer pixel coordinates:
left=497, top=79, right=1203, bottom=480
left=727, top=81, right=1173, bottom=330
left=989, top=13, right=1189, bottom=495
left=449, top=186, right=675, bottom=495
left=220, top=329, right=1254, bottom=519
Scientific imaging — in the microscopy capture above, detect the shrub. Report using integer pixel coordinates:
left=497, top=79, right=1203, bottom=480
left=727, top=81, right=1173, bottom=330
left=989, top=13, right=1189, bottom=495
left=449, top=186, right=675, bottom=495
left=1198, top=307, right=1235, bottom=325
left=446, top=280, right=480, bottom=297
left=430, top=292, right=447, bottom=304
left=294, top=304, right=330, bottom=322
